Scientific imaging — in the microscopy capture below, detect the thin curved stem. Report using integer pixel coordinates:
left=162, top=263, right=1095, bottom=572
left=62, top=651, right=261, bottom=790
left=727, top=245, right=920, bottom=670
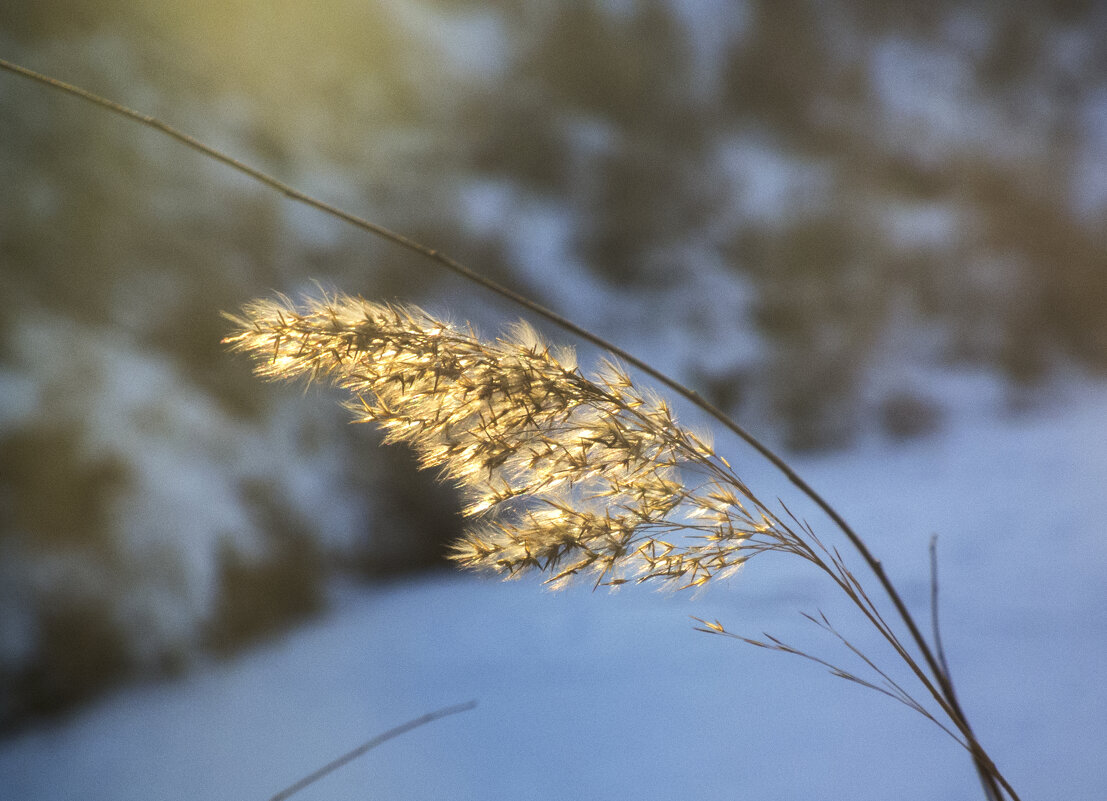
left=267, top=701, right=476, bottom=801
left=0, top=56, right=1017, bottom=801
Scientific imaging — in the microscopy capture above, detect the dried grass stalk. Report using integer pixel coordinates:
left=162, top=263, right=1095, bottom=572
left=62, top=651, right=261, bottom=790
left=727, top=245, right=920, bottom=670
left=225, top=291, right=1021, bottom=800
left=0, top=55, right=1018, bottom=801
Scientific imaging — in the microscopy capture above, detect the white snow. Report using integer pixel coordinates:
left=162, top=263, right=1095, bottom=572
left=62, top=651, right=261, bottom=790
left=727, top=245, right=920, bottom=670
left=715, top=134, right=835, bottom=230
left=1, top=378, right=1104, bottom=801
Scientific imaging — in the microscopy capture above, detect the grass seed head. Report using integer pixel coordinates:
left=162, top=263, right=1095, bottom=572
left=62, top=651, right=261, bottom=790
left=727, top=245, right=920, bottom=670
left=225, top=292, right=801, bottom=589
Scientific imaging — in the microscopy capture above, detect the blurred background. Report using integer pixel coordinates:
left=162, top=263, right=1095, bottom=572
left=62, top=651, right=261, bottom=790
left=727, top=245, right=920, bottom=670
left=1, top=0, right=1106, bottom=738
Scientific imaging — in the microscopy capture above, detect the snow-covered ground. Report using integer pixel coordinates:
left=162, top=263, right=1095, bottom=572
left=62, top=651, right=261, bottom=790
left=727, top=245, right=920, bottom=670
left=1, top=375, right=1103, bottom=801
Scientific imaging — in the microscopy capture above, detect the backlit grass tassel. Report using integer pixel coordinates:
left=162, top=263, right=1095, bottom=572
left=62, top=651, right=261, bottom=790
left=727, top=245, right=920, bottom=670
left=223, top=292, right=807, bottom=590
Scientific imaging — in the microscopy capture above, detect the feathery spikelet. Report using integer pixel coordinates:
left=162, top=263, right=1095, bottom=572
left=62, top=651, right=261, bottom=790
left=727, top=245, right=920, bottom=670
left=224, top=292, right=803, bottom=589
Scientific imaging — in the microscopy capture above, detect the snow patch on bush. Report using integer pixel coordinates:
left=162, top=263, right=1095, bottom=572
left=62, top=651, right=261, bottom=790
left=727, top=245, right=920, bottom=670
left=0, top=310, right=371, bottom=715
